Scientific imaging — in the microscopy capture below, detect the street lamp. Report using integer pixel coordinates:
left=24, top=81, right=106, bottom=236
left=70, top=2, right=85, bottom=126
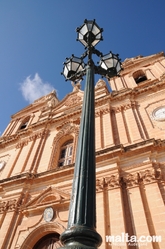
left=60, top=19, right=122, bottom=249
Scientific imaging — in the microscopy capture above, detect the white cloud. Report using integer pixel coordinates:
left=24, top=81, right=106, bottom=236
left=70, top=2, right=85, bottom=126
left=20, top=73, right=55, bottom=103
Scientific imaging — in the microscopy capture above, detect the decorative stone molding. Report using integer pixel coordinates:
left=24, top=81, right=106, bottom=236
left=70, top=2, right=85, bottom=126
left=47, top=96, right=57, bottom=108
left=122, top=103, right=132, bottom=110
left=95, top=107, right=110, bottom=116
left=95, top=79, right=106, bottom=88
left=123, top=173, right=139, bottom=188
left=113, top=106, right=122, bottom=113
left=63, top=106, right=82, bottom=117
left=16, top=141, right=28, bottom=149
left=105, top=175, right=120, bottom=189
left=95, top=96, right=110, bottom=107
left=0, top=195, right=24, bottom=213
left=96, top=175, right=120, bottom=191
left=65, top=95, right=82, bottom=107
left=101, top=107, right=110, bottom=115
left=54, top=124, right=79, bottom=141
left=18, top=223, right=64, bottom=249
left=8, top=199, right=20, bottom=211
left=96, top=178, right=104, bottom=191
left=15, top=129, right=48, bottom=148
left=22, top=186, right=70, bottom=216
left=140, top=169, right=156, bottom=183
left=95, top=110, right=101, bottom=117
left=0, top=201, right=8, bottom=213
left=122, top=167, right=164, bottom=188
left=110, top=79, right=165, bottom=101
left=56, top=120, right=80, bottom=130
left=0, top=134, right=19, bottom=147
left=48, top=123, right=79, bottom=169
left=111, top=103, right=133, bottom=113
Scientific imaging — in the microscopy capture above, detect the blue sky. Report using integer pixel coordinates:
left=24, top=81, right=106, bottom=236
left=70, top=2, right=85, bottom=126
left=0, top=0, right=165, bottom=134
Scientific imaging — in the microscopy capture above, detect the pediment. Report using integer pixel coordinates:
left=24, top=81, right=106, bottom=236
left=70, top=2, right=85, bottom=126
left=52, top=80, right=111, bottom=116
left=12, top=91, right=60, bottom=119
left=33, top=90, right=59, bottom=106
left=24, top=186, right=70, bottom=210
left=52, top=90, right=84, bottom=117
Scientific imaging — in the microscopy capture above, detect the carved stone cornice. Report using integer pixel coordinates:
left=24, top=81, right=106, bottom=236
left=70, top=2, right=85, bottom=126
left=0, top=172, right=36, bottom=185
left=110, top=79, right=165, bottom=102
left=16, top=141, right=28, bottom=149
left=121, top=52, right=164, bottom=72
left=0, top=134, right=19, bottom=147
left=132, top=79, right=165, bottom=95
left=15, top=129, right=48, bottom=148
left=95, top=95, right=111, bottom=107
left=0, top=127, right=49, bottom=148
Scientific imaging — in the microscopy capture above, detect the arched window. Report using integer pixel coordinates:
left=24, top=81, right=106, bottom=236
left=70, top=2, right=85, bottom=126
left=133, top=70, right=147, bottom=84
left=19, top=116, right=30, bottom=130
left=33, top=233, right=61, bottom=249
left=58, top=140, right=73, bottom=167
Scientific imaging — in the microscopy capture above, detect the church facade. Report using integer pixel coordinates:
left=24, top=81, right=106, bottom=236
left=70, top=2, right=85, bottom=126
left=0, top=52, right=165, bottom=249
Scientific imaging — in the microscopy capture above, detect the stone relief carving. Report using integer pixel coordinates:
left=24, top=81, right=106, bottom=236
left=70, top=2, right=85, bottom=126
left=15, top=130, right=48, bottom=149
left=105, top=175, right=120, bottom=189
left=95, top=167, right=165, bottom=191
left=0, top=195, right=24, bottom=213
left=47, top=96, right=57, bottom=108
left=65, top=95, right=82, bottom=107
left=95, top=79, right=106, bottom=88
left=123, top=173, right=139, bottom=187
left=96, top=178, right=104, bottom=191
left=0, top=201, right=8, bottom=213
left=96, top=175, right=120, bottom=190
left=112, top=103, right=133, bottom=113
left=140, top=169, right=157, bottom=183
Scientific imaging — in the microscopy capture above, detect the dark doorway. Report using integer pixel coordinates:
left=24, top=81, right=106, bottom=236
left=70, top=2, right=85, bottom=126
left=33, top=233, right=62, bottom=249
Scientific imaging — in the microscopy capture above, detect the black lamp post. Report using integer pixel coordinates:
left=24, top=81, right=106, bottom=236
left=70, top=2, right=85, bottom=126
left=60, top=19, right=122, bottom=249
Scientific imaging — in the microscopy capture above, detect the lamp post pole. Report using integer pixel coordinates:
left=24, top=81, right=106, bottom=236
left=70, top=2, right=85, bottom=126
left=61, top=20, right=122, bottom=249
